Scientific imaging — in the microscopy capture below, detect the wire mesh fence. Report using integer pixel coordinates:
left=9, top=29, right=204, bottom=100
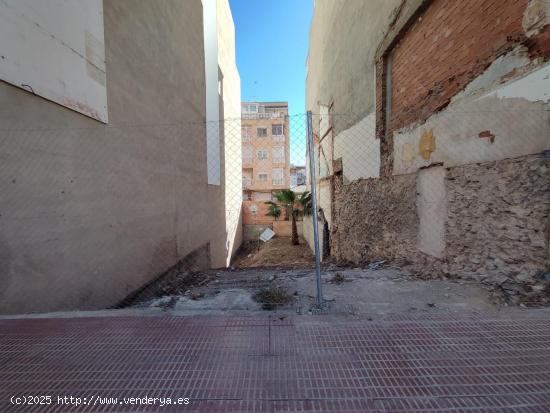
left=221, top=105, right=550, bottom=305
left=1, top=105, right=549, bottom=311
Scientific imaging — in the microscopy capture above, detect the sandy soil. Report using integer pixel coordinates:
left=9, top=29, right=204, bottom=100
left=121, top=236, right=512, bottom=319
left=232, top=236, right=314, bottom=268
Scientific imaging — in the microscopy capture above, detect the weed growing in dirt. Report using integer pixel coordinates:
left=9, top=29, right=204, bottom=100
left=253, top=288, right=293, bottom=310
left=331, top=272, right=346, bottom=284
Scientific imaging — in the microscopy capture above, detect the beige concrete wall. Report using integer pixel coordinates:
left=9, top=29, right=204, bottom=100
left=302, top=217, right=323, bottom=261
left=0, top=0, right=226, bottom=314
left=306, top=0, right=407, bottom=126
left=273, top=221, right=292, bottom=237
left=217, top=0, right=243, bottom=265
left=416, top=166, right=447, bottom=259
left=0, top=0, right=108, bottom=122
left=306, top=0, right=427, bottom=183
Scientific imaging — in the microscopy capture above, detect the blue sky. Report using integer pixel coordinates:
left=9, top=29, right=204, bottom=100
left=229, top=0, right=313, bottom=165
left=229, top=0, right=313, bottom=115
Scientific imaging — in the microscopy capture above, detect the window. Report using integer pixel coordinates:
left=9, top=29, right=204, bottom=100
left=242, top=104, right=258, bottom=113
left=297, top=168, right=306, bottom=185
left=241, top=125, right=252, bottom=141
left=253, top=192, right=272, bottom=201
left=249, top=203, right=258, bottom=214
left=257, top=173, right=268, bottom=182
left=242, top=146, right=253, bottom=161
left=242, top=175, right=252, bottom=189
left=257, top=127, right=268, bottom=137
left=272, top=124, right=283, bottom=136
left=272, top=147, right=285, bottom=164
left=257, top=149, right=268, bottom=160
left=272, top=168, right=284, bottom=185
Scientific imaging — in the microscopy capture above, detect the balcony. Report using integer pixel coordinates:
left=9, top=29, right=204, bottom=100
left=242, top=157, right=254, bottom=167
left=242, top=112, right=286, bottom=120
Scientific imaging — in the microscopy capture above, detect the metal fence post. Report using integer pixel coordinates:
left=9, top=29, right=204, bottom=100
left=306, top=111, right=323, bottom=309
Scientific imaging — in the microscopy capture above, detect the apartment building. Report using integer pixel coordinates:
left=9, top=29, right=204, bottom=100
left=290, top=165, right=307, bottom=188
left=241, top=102, right=290, bottom=237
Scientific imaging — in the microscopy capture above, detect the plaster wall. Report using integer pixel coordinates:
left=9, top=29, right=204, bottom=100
left=393, top=60, right=550, bottom=175
left=333, top=112, right=380, bottom=183
left=0, top=0, right=225, bottom=314
left=302, top=217, right=324, bottom=262
left=416, top=166, right=447, bottom=259
left=306, top=0, right=407, bottom=131
left=217, top=0, right=243, bottom=265
left=0, top=0, right=107, bottom=122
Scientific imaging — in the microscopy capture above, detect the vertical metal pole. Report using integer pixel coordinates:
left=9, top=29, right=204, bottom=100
left=306, top=111, right=323, bottom=308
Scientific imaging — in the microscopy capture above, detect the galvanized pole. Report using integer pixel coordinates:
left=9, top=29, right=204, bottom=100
left=306, top=111, right=323, bottom=309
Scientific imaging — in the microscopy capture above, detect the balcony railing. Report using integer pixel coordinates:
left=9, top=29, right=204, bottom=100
left=242, top=112, right=286, bottom=120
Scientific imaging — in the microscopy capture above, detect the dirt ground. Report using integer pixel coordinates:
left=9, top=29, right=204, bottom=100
left=123, top=237, right=513, bottom=319
left=126, top=264, right=507, bottom=318
left=232, top=236, right=314, bottom=268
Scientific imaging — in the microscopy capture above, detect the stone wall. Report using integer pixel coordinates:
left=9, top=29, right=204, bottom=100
left=331, top=153, right=550, bottom=304
left=331, top=174, right=418, bottom=264
left=444, top=153, right=550, bottom=303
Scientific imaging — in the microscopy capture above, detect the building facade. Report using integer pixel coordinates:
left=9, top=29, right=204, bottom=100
left=241, top=102, right=291, bottom=237
left=0, top=0, right=240, bottom=314
left=306, top=0, right=550, bottom=303
left=290, top=165, right=307, bottom=188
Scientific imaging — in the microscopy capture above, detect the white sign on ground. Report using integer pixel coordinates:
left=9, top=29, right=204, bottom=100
left=259, top=228, right=275, bottom=242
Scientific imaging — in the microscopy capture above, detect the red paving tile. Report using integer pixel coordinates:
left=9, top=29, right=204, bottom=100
left=0, top=313, right=549, bottom=412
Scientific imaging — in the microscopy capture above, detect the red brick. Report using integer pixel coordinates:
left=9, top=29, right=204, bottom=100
left=388, top=0, right=528, bottom=132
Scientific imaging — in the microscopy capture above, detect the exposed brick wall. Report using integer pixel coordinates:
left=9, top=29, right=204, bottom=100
left=243, top=200, right=277, bottom=225
left=389, top=0, right=529, bottom=132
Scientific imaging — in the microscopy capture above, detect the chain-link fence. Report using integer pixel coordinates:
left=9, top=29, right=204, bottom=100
left=219, top=105, right=550, bottom=305
left=1, top=105, right=549, bottom=312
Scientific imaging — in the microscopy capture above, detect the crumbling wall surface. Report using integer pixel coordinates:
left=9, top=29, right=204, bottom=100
left=389, top=0, right=550, bottom=133
left=445, top=153, right=550, bottom=304
left=331, top=174, right=418, bottom=264
left=332, top=153, right=550, bottom=304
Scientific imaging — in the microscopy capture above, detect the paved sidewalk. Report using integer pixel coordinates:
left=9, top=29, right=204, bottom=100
left=1, top=312, right=550, bottom=412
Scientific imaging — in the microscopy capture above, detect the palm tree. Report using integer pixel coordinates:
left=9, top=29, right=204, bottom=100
left=264, top=201, right=281, bottom=220
left=297, top=191, right=312, bottom=216
left=271, top=189, right=311, bottom=245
